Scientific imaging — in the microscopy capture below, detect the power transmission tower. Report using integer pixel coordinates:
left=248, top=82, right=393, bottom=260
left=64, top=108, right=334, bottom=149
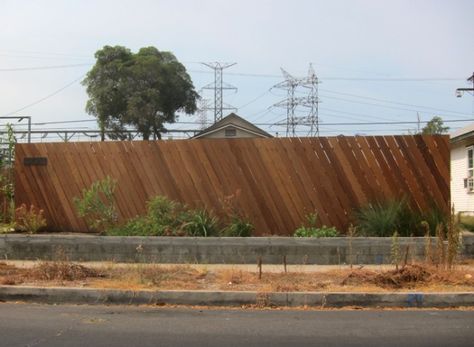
left=197, top=97, right=210, bottom=130
left=201, top=62, right=237, bottom=123
left=272, top=65, right=320, bottom=137
left=456, top=72, right=474, bottom=97
left=272, top=69, right=300, bottom=136
left=300, top=64, right=320, bottom=136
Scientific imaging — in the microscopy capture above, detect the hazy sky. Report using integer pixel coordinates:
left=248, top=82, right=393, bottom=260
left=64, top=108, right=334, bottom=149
left=0, top=0, right=473, bottom=140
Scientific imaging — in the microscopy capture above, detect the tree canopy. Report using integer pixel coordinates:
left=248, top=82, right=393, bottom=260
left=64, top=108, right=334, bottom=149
left=82, top=46, right=198, bottom=140
left=421, top=116, right=449, bottom=135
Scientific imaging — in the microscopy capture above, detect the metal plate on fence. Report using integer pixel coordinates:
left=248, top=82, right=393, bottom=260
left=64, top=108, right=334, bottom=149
left=24, top=157, right=48, bottom=166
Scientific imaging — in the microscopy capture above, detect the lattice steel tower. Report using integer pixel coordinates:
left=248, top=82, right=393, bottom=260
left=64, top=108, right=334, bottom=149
left=201, top=62, right=237, bottom=123
left=272, top=65, right=320, bottom=137
left=272, top=69, right=300, bottom=136
left=301, top=64, right=320, bottom=136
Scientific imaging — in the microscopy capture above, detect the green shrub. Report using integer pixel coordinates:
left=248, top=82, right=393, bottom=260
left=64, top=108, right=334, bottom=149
left=106, top=194, right=252, bottom=237
left=459, top=214, right=474, bottom=232
left=183, top=209, right=219, bottom=237
left=355, top=198, right=449, bottom=237
left=107, top=196, right=186, bottom=236
left=73, top=176, right=118, bottom=233
left=396, top=202, right=424, bottom=237
left=145, top=195, right=188, bottom=234
left=221, top=216, right=254, bottom=237
left=107, top=216, right=155, bottom=236
left=294, top=213, right=339, bottom=238
left=355, top=200, right=404, bottom=237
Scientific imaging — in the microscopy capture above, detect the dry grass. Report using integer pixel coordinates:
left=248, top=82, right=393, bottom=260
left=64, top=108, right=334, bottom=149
left=341, top=264, right=473, bottom=289
left=27, top=261, right=103, bottom=281
left=1, top=261, right=473, bottom=293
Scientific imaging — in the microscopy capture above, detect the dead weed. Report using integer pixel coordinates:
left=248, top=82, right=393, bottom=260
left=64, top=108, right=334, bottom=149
left=341, top=264, right=474, bottom=289
left=27, top=261, right=102, bottom=281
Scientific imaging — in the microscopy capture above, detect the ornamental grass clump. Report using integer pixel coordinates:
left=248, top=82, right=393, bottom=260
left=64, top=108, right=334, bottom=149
left=355, top=200, right=404, bottom=237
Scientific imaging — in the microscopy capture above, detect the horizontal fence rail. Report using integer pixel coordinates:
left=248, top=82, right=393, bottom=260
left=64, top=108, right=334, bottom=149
left=14, top=136, right=449, bottom=235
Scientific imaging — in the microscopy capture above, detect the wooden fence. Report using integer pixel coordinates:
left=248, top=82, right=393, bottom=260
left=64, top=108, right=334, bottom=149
left=14, top=136, right=449, bottom=235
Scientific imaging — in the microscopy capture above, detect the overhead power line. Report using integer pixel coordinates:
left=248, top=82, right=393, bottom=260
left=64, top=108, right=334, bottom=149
left=0, top=63, right=92, bottom=72
left=5, top=75, right=85, bottom=116
left=320, top=88, right=473, bottom=117
left=319, top=94, right=473, bottom=118
left=5, top=118, right=471, bottom=128
left=188, top=69, right=465, bottom=82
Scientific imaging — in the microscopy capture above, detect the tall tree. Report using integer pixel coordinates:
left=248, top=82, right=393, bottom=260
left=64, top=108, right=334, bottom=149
left=421, top=116, right=449, bottom=135
left=82, top=46, right=198, bottom=140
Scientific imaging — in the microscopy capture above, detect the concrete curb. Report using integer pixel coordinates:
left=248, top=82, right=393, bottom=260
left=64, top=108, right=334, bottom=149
left=1, top=286, right=473, bottom=308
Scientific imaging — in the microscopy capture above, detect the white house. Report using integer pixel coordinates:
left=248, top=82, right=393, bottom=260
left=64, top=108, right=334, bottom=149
left=451, top=124, right=474, bottom=214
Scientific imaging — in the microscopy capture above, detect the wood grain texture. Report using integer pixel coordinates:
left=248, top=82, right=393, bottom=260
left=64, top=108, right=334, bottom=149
left=14, top=136, right=450, bottom=235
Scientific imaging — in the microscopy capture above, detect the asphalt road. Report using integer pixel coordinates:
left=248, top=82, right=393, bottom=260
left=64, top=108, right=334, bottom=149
left=0, top=303, right=473, bottom=347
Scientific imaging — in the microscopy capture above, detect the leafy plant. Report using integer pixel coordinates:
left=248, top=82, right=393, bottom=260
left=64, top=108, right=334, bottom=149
left=355, top=200, right=404, bottom=237
left=218, top=190, right=254, bottom=237
left=14, top=204, right=47, bottom=233
left=107, top=216, right=153, bottom=236
left=146, top=195, right=186, bottom=230
left=108, top=196, right=188, bottom=236
left=73, top=176, right=118, bottom=233
left=0, top=124, right=16, bottom=223
left=183, top=209, right=219, bottom=237
left=107, top=194, right=254, bottom=237
left=294, top=213, right=339, bottom=238
left=221, top=216, right=254, bottom=237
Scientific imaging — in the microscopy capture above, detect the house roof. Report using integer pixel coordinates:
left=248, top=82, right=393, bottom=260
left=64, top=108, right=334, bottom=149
left=450, top=123, right=474, bottom=143
left=192, top=113, right=273, bottom=139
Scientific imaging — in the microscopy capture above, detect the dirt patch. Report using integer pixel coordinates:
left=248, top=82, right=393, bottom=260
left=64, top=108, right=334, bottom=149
left=1, top=262, right=473, bottom=293
left=27, top=261, right=103, bottom=281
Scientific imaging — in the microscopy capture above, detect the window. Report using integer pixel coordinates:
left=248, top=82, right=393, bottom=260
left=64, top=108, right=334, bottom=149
left=468, top=146, right=474, bottom=192
left=225, top=128, right=236, bottom=137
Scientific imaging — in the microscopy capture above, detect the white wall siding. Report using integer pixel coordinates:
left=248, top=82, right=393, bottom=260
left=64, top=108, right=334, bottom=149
left=451, top=142, right=474, bottom=213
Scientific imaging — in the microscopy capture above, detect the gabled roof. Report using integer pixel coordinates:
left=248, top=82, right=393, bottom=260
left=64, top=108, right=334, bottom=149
left=192, top=113, right=273, bottom=139
left=451, top=123, right=474, bottom=143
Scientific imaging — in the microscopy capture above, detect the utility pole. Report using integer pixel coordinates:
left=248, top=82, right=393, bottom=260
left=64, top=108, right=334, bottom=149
left=456, top=72, right=474, bottom=98
left=417, top=112, right=421, bottom=133
left=201, top=62, right=237, bottom=123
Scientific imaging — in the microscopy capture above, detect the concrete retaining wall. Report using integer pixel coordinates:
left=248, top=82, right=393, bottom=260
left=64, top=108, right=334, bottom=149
left=1, top=234, right=473, bottom=265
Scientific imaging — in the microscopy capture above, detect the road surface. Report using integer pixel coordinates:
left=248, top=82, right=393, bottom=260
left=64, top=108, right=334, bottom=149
left=0, top=303, right=473, bottom=346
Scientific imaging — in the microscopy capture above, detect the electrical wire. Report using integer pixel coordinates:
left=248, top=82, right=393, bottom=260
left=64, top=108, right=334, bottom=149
left=0, top=63, right=92, bottom=72
left=320, top=88, right=472, bottom=117
left=237, top=89, right=271, bottom=110
left=319, top=94, right=473, bottom=118
left=5, top=75, right=85, bottom=115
